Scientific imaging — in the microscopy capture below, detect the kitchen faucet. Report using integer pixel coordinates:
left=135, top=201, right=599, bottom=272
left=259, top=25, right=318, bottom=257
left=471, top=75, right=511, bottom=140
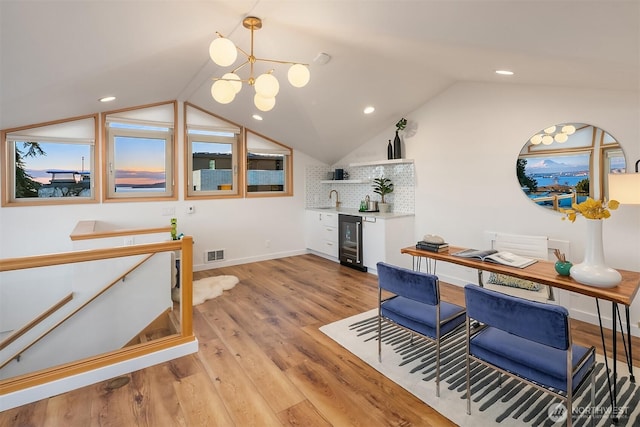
left=329, top=189, right=341, bottom=208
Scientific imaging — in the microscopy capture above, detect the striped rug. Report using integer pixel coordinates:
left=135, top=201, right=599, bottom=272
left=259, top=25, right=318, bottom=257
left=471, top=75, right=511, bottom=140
left=319, top=309, right=640, bottom=426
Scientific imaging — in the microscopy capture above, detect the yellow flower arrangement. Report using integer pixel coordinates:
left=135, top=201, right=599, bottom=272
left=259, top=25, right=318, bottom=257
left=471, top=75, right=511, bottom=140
left=560, top=197, right=619, bottom=222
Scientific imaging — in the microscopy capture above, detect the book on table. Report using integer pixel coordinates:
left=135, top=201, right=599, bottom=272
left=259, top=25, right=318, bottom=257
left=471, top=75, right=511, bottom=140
left=416, top=241, right=449, bottom=252
left=452, top=248, right=537, bottom=268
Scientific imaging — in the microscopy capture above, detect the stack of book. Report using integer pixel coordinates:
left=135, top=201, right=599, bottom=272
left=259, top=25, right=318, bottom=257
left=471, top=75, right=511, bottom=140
left=416, top=241, right=449, bottom=252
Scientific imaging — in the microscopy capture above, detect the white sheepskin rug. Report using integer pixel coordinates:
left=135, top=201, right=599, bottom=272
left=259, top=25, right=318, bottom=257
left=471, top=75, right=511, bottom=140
left=172, top=275, right=239, bottom=305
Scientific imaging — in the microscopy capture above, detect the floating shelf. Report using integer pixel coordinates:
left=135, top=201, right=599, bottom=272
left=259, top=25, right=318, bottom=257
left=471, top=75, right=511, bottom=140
left=320, top=179, right=368, bottom=184
left=348, top=159, right=414, bottom=167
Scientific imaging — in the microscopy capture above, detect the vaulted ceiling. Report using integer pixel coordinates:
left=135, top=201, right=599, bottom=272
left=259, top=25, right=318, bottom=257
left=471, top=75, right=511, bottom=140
left=1, top=1, right=638, bottom=164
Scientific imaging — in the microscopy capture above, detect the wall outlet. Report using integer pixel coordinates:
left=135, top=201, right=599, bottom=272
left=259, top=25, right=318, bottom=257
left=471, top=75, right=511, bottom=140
left=124, top=237, right=134, bottom=246
left=186, top=205, right=195, bottom=214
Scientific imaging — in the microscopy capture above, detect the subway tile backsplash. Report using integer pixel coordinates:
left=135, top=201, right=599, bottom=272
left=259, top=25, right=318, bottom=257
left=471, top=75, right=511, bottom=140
left=305, top=162, right=415, bottom=213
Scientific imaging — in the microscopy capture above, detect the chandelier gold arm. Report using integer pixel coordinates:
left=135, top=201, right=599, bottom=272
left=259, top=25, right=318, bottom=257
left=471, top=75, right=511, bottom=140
left=253, top=57, right=309, bottom=66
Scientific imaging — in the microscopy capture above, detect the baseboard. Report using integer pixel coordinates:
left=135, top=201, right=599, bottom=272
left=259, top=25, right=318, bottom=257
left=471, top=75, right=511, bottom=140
left=0, top=340, right=198, bottom=411
left=193, top=249, right=308, bottom=271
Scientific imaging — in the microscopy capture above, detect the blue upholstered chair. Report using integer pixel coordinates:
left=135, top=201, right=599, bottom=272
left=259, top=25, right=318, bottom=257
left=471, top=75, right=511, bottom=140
left=464, top=284, right=596, bottom=427
left=377, top=262, right=466, bottom=396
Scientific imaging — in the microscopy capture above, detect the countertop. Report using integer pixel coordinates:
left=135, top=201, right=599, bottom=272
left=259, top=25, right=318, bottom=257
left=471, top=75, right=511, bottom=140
left=306, top=207, right=414, bottom=219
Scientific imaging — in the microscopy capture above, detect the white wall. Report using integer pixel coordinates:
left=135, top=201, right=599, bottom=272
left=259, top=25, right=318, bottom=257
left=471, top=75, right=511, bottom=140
left=341, top=81, right=640, bottom=332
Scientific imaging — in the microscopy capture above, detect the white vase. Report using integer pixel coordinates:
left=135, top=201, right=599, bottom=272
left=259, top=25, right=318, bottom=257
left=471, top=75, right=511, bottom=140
left=570, top=219, right=621, bottom=287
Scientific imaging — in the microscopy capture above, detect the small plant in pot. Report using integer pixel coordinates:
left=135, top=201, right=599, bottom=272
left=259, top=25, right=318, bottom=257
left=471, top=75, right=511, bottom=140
left=372, top=176, right=394, bottom=213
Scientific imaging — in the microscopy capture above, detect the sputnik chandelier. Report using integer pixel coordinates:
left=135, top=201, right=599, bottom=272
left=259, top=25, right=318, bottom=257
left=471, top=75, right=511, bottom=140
left=530, top=124, right=577, bottom=145
left=209, top=16, right=310, bottom=112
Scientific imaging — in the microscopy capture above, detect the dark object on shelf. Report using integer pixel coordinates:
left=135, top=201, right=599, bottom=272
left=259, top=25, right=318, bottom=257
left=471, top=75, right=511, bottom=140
left=416, top=241, right=449, bottom=252
left=387, top=140, right=393, bottom=159
left=393, top=131, right=402, bottom=159
left=334, top=168, right=344, bottom=180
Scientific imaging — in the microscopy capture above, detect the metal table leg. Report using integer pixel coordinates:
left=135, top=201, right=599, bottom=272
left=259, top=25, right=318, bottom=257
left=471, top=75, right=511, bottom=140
left=595, top=300, right=636, bottom=424
left=596, top=299, right=617, bottom=423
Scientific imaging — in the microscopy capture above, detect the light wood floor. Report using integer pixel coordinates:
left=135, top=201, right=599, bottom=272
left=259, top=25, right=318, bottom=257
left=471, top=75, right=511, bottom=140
left=1, top=254, right=638, bottom=426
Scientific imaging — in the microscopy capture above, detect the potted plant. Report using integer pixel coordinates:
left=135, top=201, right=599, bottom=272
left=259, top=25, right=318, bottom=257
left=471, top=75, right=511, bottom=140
left=372, top=176, right=394, bottom=213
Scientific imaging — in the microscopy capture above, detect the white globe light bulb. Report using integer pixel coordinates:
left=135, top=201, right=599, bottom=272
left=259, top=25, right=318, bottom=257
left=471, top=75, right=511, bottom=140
left=530, top=134, right=543, bottom=145
left=562, top=125, right=576, bottom=135
left=254, top=94, right=276, bottom=112
left=554, top=133, right=568, bottom=143
left=543, top=126, right=556, bottom=134
left=222, top=73, right=242, bottom=94
left=288, top=64, right=310, bottom=88
left=209, top=37, right=237, bottom=67
left=254, top=73, right=280, bottom=97
left=211, top=80, right=236, bottom=104
left=541, top=135, right=554, bottom=145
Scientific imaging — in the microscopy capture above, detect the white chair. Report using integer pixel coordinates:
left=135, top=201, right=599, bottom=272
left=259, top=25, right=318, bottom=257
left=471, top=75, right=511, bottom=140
left=480, top=232, right=568, bottom=302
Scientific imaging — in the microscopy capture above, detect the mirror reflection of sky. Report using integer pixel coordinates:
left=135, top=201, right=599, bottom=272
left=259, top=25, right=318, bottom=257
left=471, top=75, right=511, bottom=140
left=524, top=153, right=626, bottom=174
left=524, top=154, right=589, bottom=173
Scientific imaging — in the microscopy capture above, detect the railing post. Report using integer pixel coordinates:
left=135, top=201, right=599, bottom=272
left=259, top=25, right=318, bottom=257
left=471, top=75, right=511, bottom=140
left=180, top=236, right=194, bottom=337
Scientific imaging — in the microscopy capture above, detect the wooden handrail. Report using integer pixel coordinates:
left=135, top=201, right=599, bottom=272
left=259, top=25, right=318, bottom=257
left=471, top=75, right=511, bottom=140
left=0, top=240, right=182, bottom=272
left=70, top=220, right=172, bottom=241
left=0, top=254, right=155, bottom=370
left=0, top=293, right=73, bottom=352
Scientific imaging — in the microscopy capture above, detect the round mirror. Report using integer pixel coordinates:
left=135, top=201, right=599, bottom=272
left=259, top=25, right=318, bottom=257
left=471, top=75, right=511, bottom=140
left=517, top=123, right=626, bottom=211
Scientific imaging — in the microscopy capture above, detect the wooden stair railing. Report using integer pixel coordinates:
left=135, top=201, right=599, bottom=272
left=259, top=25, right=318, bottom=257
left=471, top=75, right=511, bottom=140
left=0, top=293, right=73, bottom=352
left=0, top=254, right=155, bottom=370
left=0, top=237, right=194, bottom=397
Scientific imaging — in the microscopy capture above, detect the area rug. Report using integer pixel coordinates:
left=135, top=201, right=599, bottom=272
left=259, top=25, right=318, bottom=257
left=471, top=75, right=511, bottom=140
left=171, top=275, right=239, bottom=305
left=320, top=309, right=640, bottom=427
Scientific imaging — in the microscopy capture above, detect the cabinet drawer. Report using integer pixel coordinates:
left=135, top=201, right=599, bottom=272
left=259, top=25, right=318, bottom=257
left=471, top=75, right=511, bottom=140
left=320, top=240, right=338, bottom=258
left=321, top=225, right=337, bottom=242
left=320, top=213, right=338, bottom=227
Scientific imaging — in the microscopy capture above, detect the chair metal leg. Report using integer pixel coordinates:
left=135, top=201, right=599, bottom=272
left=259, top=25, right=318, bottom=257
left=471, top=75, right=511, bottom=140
left=465, top=317, right=471, bottom=415
left=590, top=371, right=596, bottom=427
left=378, top=288, right=382, bottom=363
left=435, top=304, right=441, bottom=397
left=436, top=339, right=440, bottom=397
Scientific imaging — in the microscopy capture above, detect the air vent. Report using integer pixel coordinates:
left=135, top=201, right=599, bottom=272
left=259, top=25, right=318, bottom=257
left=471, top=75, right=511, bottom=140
left=205, top=249, right=225, bottom=263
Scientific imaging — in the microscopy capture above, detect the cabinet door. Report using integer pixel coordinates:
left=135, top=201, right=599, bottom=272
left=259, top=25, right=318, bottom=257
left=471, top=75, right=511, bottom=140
left=304, top=211, right=325, bottom=253
left=362, top=217, right=385, bottom=270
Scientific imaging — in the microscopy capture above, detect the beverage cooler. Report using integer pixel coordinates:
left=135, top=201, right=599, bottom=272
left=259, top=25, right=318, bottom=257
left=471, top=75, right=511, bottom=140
left=338, top=214, right=366, bottom=272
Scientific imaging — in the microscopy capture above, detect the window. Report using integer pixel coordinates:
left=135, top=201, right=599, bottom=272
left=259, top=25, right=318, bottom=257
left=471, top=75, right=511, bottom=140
left=1, top=115, right=98, bottom=206
left=245, top=129, right=293, bottom=197
left=184, top=103, right=241, bottom=199
left=104, top=102, right=177, bottom=201
left=602, top=147, right=626, bottom=200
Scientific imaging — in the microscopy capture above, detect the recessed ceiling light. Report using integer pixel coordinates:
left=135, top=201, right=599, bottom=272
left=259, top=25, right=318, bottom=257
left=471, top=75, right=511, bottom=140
left=99, top=96, right=116, bottom=102
left=363, top=106, right=375, bottom=114
left=495, top=70, right=514, bottom=76
left=252, top=114, right=263, bottom=121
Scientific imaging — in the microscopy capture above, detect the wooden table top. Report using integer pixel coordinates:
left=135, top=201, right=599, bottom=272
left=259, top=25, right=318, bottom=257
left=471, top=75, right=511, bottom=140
left=401, top=245, right=640, bottom=306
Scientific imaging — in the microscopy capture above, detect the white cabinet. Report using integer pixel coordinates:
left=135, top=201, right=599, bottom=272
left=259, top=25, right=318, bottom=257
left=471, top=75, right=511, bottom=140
left=362, top=215, right=414, bottom=274
left=305, top=210, right=338, bottom=258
